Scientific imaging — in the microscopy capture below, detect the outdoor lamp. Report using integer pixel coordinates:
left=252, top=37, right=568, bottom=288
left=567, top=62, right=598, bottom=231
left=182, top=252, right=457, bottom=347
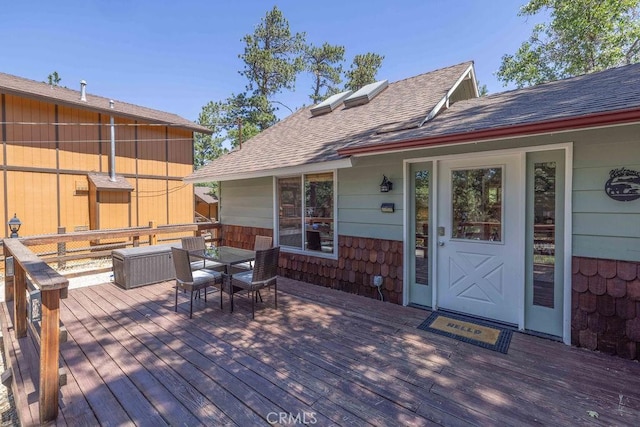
left=379, top=175, right=393, bottom=192
left=8, top=213, right=21, bottom=238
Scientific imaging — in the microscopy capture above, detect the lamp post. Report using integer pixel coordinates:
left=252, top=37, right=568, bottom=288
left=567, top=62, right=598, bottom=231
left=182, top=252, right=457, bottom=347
left=8, top=213, right=21, bottom=238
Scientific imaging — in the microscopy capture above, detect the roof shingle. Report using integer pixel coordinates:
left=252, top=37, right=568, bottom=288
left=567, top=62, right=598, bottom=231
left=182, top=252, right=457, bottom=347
left=187, top=62, right=475, bottom=182
left=194, top=186, right=218, bottom=204
left=87, top=173, right=134, bottom=191
left=340, top=62, right=640, bottom=153
left=0, top=72, right=210, bottom=134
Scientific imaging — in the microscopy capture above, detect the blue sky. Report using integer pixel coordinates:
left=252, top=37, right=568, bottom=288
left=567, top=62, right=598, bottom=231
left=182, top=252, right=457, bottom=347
left=1, top=1, right=543, bottom=122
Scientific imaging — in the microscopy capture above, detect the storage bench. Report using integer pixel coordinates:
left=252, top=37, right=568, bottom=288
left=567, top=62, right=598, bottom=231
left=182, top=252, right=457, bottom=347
left=112, top=244, right=177, bottom=289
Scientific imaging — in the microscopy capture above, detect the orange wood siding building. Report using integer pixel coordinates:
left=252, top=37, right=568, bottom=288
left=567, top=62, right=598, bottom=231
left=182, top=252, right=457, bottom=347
left=0, top=73, right=210, bottom=237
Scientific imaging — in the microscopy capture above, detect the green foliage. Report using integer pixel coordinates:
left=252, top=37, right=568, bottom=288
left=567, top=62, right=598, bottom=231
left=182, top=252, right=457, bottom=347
left=193, top=92, right=278, bottom=167
left=414, top=171, right=430, bottom=228
left=304, top=42, right=345, bottom=103
left=344, top=53, right=385, bottom=91
left=239, top=6, right=306, bottom=99
left=194, top=101, right=228, bottom=169
left=195, top=6, right=386, bottom=170
left=477, top=80, right=489, bottom=96
left=46, top=71, right=61, bottom=87
left=222, top=92, right=277, bottom=135
left=497, top=0, right=640, bottom=87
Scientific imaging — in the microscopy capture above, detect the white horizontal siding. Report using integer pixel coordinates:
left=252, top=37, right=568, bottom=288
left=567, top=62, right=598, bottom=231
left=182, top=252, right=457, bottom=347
left=337, top=155, right=404, bottom=241
left=220, top=177, right=273, bottom=229
left=571, top=125, right=640, bottom=261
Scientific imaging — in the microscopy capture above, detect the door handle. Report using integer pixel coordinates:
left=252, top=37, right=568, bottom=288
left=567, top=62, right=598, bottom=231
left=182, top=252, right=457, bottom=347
left=438, top=241, right=445, bottom=246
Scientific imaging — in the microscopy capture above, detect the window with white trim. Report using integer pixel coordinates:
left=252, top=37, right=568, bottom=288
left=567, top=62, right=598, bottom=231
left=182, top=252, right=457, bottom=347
left=277, top=172, right=335, bottom=254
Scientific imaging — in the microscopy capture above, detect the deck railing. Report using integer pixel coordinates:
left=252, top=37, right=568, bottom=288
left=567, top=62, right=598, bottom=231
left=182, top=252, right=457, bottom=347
left=1, top=221, right=222, bottom=424
left=3, top=238, right=69, bottom=424
left=9, top=222, right=222, bottom=278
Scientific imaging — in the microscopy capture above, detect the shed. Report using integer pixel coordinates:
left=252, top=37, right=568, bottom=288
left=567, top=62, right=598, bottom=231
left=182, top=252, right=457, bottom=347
left=194, top=186, right=218, bottom=221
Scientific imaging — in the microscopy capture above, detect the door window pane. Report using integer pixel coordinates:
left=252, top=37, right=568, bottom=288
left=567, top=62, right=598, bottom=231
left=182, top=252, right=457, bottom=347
left=278, top=177, right=302, bottom=249
left=305, top=173, right=334, bottom=254
left=533, top=162, right=556, bottom=308
left=451, top=167, right=503, bottom=241
left=415, top=170, right=429, bottom=285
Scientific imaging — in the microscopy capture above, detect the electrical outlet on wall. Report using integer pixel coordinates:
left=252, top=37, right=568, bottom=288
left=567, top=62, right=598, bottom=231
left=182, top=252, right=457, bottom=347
left=373, top=275, right=383, bottom=287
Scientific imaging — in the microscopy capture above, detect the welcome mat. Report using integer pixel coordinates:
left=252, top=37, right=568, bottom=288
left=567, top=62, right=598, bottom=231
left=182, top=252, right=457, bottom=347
left=417, top=311, right=513, bottom=354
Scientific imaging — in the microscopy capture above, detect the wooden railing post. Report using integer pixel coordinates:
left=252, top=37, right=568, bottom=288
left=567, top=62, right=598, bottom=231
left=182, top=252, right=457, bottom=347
left=39, top=288, right=61, bottom=423
left=149, top=221, right=157, bottom=246
left=4, top=238, right=69, bottom=424
left=57, top=227, right=66, bottom=269
left=13, top=261, right=27, bottom=338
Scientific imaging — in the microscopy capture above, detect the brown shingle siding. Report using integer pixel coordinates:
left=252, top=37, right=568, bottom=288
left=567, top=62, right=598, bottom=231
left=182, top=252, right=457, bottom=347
left=607, top=277, right=627, bottom=298
left=573, top=256, right=640, bottom=360
left=225, top=225, right=406, bottom=305
left=588, top=274, right=607, bottom=295
left=597, top=259, right=617, bottom=279
left=618, top=261, right=638, bottom=281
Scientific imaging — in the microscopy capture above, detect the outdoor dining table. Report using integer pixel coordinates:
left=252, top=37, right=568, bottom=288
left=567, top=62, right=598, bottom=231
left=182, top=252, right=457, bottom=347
left=189, top=246, right=256, bottom=312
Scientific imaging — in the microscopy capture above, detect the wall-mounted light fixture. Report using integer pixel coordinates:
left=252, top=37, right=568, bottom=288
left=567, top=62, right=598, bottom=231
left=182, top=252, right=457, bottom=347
left=8, top=213, right=21, bottom=238
left=381, top=203, right=395, bottom=213
left=379, top=175, right=393, bottom=192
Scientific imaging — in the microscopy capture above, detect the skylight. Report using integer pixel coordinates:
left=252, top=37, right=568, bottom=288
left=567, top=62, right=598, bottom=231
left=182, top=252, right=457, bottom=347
left=343, top=80, right=389, bottom=108
left=310, top=90, right=353, bottom=116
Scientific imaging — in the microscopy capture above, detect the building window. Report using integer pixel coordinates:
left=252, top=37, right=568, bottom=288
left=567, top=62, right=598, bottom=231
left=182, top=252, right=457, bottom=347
left=277, top=172, right=335, bottom=254
left=451, top=167, right=503, bottom=241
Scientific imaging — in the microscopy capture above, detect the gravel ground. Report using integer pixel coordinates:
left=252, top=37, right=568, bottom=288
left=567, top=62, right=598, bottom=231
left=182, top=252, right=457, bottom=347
left=0, top=338, right=19, bottom=426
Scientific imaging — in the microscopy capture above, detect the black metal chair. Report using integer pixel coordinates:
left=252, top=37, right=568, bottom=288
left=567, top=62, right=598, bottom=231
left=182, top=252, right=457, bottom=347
left=171, top=247, right=223, bottom=318
left=229, top=246, right=280, bottom=319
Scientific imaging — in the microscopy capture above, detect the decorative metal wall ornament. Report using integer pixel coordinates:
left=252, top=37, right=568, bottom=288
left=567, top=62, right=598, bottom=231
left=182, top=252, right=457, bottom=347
left=605, top=168, right=640, bottom=201
left=27, top=289, right=42, bottom=323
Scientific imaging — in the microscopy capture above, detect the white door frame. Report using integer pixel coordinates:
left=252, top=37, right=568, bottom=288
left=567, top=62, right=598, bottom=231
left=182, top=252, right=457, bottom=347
left=437, top=154, right=524, bottom=325
left=403, top=143, right=573, bottom=344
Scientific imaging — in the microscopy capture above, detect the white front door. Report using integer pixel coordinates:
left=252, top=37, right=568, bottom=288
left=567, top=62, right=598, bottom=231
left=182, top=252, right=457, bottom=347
left=436, top=155, right=523, bottom=324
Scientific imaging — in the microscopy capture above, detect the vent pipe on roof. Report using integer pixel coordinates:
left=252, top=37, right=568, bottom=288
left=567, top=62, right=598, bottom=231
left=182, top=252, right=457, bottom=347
left=109, top=100, right=116, bottom=182
left=80, top=80, right=87, bottom=102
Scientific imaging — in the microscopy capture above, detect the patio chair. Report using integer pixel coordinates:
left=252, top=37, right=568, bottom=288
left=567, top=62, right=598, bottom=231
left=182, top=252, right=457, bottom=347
left=235, top=235, right=273, bottom=271
left=181, top=236, right=224, bottom=272
left=171, top=247, right=223, bottom=318
left=229, top=246, right=280, bottom=319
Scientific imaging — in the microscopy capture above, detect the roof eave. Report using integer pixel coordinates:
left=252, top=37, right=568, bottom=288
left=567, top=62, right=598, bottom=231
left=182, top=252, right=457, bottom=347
left=184, top=157, right=354, bottom=183
left=339, top=107, right=640, bottom=156
left=0, top=87, right=211, bottom=134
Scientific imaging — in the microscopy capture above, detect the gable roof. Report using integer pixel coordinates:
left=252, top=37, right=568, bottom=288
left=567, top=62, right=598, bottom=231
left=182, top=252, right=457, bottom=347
left=0, top=72, right=210, bottom=134
left=339, top=62, right=640, bottom=155
left=194, top=186, right=218, bottom=204
left=186, top=61, right=476, bottom=182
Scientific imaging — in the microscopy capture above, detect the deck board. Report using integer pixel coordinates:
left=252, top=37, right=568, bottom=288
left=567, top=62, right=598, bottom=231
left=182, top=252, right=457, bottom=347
left=3, top=276, right=640, bottom=426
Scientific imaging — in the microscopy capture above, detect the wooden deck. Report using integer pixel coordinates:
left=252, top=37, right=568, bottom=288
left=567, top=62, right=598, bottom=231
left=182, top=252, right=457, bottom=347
left=3, top=277, right=640, bottom=426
